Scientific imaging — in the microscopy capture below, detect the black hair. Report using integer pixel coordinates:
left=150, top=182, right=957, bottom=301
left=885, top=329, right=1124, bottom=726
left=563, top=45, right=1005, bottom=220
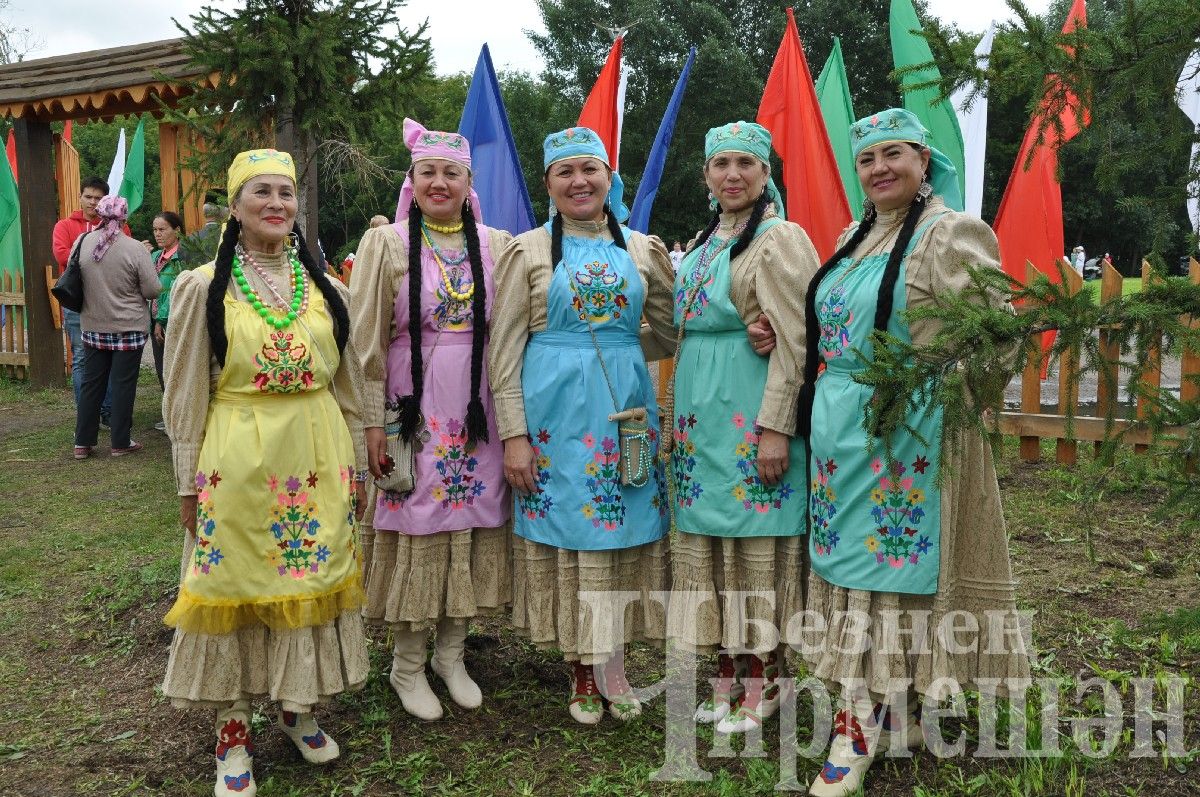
left=684, top=187, right=771, bottom=257
left=206, top=217, right=349, bottom=367
left=795, top=189, right=930, bottom=439
left=399, top=199, right=490, bottom=447
left=550, top=203, right=627, bottom=270
left=81, top=176, right=109, bottom=194
left=154, top=211, right=185, bottom=235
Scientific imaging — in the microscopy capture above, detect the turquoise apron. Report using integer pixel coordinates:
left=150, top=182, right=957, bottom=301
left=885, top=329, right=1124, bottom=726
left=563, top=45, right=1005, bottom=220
left=514, top=223, right=668, bottom=551
left=809, top=215, right=947, bottom=595
left=670, top=219, right=807, bottom=537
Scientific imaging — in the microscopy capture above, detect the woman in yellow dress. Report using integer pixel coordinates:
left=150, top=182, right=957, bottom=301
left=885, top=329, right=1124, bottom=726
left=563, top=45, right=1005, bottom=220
left=161, top=149, right=368, bottom=797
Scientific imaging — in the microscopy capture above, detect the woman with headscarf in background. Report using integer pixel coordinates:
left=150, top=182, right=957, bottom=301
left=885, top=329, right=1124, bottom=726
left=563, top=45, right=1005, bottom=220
left=488, top=127, right=676, bottom=726
left=351, top=119, right=512, bottom=722
left=161, top=149, right=368, bottom=797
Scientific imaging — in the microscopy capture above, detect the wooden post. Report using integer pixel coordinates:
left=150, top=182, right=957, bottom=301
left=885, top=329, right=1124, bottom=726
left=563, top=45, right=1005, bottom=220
left=158, top=122, right=180, bottom=213
left=1019, top=262, right=1042, bottom=462
left=1056, top=265, right=1084, bottom=464
left=1134, top=260, right=1162, bottom=454
left=1094, top=261, right=1123, bottom=460
left=14, top=118, right=64, bottom=389
left=1182, top=259, right=1200, bottom=472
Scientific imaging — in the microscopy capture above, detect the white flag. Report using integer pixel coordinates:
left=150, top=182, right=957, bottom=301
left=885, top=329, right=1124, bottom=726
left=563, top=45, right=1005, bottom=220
left=1177, top=44, right=1200, bottom=235
left=106, top=127, right=126, bottom=196
left=951, top=22, right=995, bottom=219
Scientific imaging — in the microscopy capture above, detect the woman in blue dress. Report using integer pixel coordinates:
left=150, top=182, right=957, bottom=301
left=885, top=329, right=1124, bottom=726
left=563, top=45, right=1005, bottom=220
left=488, top=127, right=676, bottom=726
left=796, top=109, right=1031, bottom=797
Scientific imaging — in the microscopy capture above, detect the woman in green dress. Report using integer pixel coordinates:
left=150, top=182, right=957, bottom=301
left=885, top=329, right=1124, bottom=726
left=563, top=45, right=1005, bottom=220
left=797, top=108, right=1030, bottom=797
left=662, top=121, right=820, bottom=734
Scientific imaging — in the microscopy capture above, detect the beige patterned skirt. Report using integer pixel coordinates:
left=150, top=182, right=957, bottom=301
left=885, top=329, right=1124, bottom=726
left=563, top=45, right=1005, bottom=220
left=510, top=536, right=670, bottom=664
left=666, top=532, right=806, bottom=655
left=162, top=531, right=369, bottom=713
left=360, top=491, right=512, bottom=632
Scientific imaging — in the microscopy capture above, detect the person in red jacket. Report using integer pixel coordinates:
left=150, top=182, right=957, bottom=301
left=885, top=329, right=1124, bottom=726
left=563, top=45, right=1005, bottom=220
left=52, top=177, right=128, bottom=416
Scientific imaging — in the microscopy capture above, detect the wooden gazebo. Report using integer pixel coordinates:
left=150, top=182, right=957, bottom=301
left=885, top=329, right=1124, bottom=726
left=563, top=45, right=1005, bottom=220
left=0, top=38, right=216, bottom=387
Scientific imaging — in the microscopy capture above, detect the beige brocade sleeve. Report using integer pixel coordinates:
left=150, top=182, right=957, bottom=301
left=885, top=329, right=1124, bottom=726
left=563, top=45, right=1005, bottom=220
left=631, top=233, right=678, bottom=361
left=162, top=267, right=216, bottom=496
left=349, top=225, right=408, bottom=429
left=326, top=278, right=368, bottom=474
left=733, top=222, right=821, bottom=435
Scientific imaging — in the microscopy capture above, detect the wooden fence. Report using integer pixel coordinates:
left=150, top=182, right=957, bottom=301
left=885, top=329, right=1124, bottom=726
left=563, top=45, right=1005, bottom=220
left=996, top=257, right=1200, bottom=463
left=0, top=271, right=28, bottom=379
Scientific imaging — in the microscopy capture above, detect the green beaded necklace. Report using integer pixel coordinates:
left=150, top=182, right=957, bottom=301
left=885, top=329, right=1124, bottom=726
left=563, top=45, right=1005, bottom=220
left=232, top=252, right=306, bottom=330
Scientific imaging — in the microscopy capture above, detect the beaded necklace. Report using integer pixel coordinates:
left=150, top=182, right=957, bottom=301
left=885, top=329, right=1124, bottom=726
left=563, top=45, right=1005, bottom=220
left=420, top=226, right=474, bottom=302
left=681, top=219, right=748, bottom=310
left=233, top=245, right=308, bottom=330
left=424, top=218, right=463, bottom=234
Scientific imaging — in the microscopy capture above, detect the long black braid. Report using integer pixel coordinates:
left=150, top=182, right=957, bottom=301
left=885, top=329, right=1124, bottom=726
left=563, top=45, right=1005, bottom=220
left=399, top=200, right=490, bottom=447
left=795, top=184, right=931, bottom=439
left=728, top=190, right=771, bottom=261
left=551, top=202, right=627, bottom=268
left=206, top=219, right=350, bottom=368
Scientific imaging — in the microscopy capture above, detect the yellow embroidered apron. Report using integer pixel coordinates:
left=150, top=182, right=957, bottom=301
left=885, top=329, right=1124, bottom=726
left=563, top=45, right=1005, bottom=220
left=164, top=270, right=362, bottom=635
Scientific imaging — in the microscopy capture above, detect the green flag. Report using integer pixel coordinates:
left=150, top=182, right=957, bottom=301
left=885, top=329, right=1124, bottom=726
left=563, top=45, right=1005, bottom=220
left=889, top=0, right=966, bottom=197
left=118, top=117, right=145, bottom=215
left=0, top=146, right=20, bottom=278
left=816, top=37, right=865, bottom=220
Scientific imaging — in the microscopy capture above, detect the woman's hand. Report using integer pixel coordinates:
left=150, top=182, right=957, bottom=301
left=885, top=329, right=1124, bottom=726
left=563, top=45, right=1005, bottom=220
left=747, top=313, right=777, bottom=356
left=180, top=495, right=198, bottom=536
left=153, top=323, right=165, bottom=344
left=503, top=436, right=538, bottom=494
left=365, top=426, right=386, bottom=479
left=755, top=428, right=790, bottom=486
left=354, top=481, right=367, bottom=521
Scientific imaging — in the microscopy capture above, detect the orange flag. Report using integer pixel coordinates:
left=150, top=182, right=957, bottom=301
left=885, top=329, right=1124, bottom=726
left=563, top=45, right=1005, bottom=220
left=577, top=36, right=624, bottom=169
left=992, top=0, right=1088, bottom=373
left=757, top=7, right=851, bottom=260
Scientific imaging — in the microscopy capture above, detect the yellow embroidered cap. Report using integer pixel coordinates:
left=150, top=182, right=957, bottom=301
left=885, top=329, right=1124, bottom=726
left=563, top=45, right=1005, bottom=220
left=227, top=149, right=296, bottom=202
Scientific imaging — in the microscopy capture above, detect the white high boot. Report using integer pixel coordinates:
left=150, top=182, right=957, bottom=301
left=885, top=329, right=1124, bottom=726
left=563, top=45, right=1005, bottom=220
left=430, top=617, right=482, bottom=709
left=808, top=691, right=882, bottom=797
left=276, top=709, right=340, bottom=764
left=389, top=628, right=443, bottom=721
left=213, top=701, right=255, bottom=797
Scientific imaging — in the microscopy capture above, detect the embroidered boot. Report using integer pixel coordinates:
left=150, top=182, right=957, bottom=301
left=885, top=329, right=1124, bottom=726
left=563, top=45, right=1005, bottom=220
left=808, top=696, right=881, bottom=797
left=601, top=656, right=642, bottom=722
left=431, top=617, right=482, bottom=710
left=213, top=702, right=255, bottom=797
left=874, top=699, right=923, bottom=752
left=568, top=661, right=604, bottom=725
left=389, top=628, right=443, bottom=721
left=276, top=710, right=340, bottom=764
left=715, top=650, right=784, bottom=734
left=695, top=652, right=745, bottom=724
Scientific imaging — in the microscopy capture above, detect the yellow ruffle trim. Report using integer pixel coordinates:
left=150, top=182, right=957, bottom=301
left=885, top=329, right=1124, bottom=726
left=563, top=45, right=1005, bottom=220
left=163, top=574, right=365, bottom=636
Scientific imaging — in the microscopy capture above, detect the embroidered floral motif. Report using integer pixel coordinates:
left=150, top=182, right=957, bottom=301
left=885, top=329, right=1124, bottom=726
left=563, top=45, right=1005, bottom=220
left=432, top=263, right=474, bottom=330
left=419, top=131, right=465, bottom=149
left=648, top=428, right=668, bottom=517
left=818, top=282, right=854, bottom=359
left=732, top=422, right=795, bottom=512
left=266, top=474, right=327, bottom=577
left=675, top=258, right=715, bottom=321
left=670, top=413, right=703, bottom=508
left=810, top=458, right=840, bottom=555
left=215, top=717, right=253, bottom=760
left=834, top=709, right=870, bottom=756
left=582, top=435, right=626, bottom=530
left=427, top=415, right=487, bottom=509
left=252, top=330, right=315, bottom=393
left=191, top=470, right=224, bottom=575
left=571, top=260, right=629, bottom=322
left=518, top=429, right=554, bottom=519
left=341, top=465, right=357, bottom=528
left=864, top=458, right=932, bottom=568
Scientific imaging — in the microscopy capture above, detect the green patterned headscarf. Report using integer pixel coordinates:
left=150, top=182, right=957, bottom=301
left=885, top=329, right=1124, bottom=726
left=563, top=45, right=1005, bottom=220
left=703, top=121, right=785, bottom=216
left=849, top=108, right=964, bottom=212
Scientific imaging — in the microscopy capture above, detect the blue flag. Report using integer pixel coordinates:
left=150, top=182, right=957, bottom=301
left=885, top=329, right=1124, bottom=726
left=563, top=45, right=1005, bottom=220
left=459, top=44, right=536, bottom=236
left=628, top=46, right=696, bottom=234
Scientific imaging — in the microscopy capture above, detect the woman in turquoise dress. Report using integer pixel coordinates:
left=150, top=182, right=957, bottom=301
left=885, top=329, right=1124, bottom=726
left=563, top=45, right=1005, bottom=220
left=795, top=109, right=1030, bottom=797
left=489, top=127, right=676, bottom=726
left=662, top=121, right=820, bottom=735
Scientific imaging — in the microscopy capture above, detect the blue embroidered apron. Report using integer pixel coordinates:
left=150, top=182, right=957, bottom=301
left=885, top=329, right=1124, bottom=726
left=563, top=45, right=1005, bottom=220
left=670, top=218, right=807, bottom=536
left=513, top=223, right=668, bottom=552
left=808, top=215, right=947, bottom=595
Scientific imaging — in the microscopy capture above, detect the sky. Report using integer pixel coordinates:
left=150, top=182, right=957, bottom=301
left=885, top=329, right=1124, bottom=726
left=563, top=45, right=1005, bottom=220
left=21, top=0, right=1048, bottom=75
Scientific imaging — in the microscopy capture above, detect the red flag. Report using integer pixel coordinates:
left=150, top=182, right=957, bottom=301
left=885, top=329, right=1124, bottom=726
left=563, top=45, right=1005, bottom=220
left=577, top=36, right=624, bottom=169
left=63, top=120, right=73, bottom=144
left=5, top=130, right=15, bottom=184
left=993, top=0, right=1089, bottom=373
left=756, top=7, right=851, bottom=260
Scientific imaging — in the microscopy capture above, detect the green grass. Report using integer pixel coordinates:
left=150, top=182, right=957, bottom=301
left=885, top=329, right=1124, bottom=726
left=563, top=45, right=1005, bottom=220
left=1, top=375, right=1197, bottom=796
left=1084, top=277, right=1143, bottom=301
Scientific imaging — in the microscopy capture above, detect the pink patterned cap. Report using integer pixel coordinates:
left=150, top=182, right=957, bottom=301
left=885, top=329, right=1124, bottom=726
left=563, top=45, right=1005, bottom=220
left=394, top=118, right=483, bottom=224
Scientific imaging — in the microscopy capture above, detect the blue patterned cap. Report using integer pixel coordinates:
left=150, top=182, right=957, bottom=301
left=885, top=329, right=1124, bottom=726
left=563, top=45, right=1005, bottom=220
left=850, top=108, right=963, bottom=212
left=543, top=127, right=610, bottom=171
